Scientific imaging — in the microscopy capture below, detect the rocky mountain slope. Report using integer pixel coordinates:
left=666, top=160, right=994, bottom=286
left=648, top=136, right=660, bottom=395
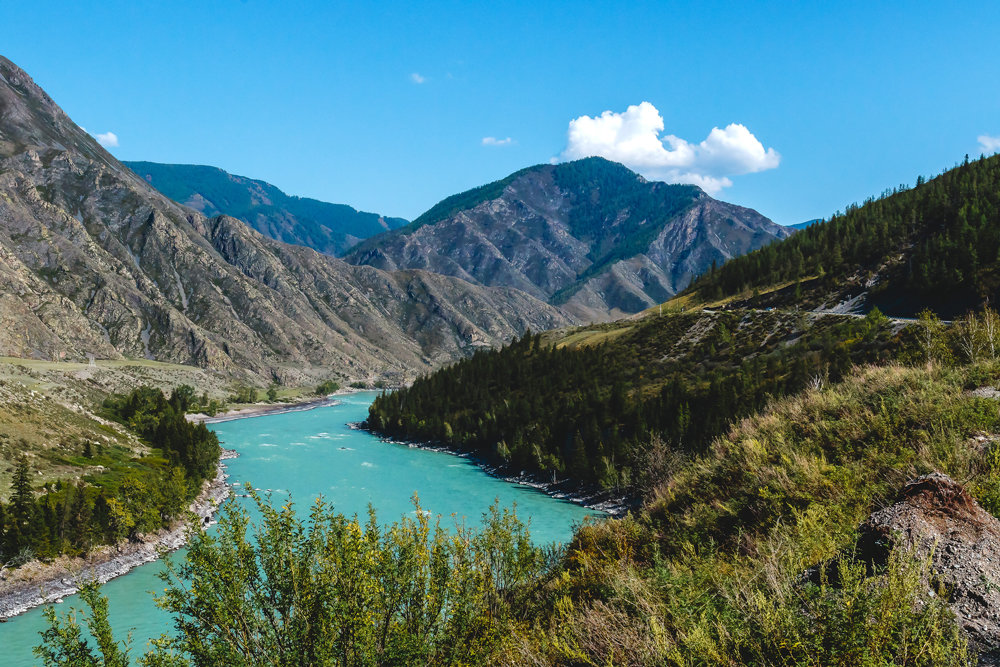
left=124, top=161, right=407, bottom=256
left=0, top=56, right=569, bottom=384
left=345, top=157, right=791, bottom=320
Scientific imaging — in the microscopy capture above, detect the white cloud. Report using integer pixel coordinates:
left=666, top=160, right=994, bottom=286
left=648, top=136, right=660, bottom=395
left=979, top=134, right=1000, bottom=154
left=560, top=101, right=780, bottom=194
left=482, top=136, right=513, bottom=146
left=92, top=131, right=119, bottom=148
left=410, top=72, right=426, bottom=84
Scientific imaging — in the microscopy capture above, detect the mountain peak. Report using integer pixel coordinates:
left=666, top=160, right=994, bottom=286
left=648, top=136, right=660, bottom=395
left=347, top=157, right=787, bottom=320
left=0, top=55, right=119, bottom=169
left=0, top=56, right=570, bottom=380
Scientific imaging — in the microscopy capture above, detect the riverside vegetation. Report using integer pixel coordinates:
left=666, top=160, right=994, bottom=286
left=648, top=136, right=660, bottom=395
left=367, top=307, right=910, bottom=491
left=0, top=387, right=219, bottom=571
left=33, top=316, right=1000, bottom=666
left=35, top=495, right=549, bottom=666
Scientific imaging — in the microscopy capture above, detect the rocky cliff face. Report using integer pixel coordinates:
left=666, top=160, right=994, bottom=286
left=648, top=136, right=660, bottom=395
left=0, top=56, right=569, bottom=383
left=346, top=158, right=791, bottom=320
left=123, top=161, right=407, bottom=256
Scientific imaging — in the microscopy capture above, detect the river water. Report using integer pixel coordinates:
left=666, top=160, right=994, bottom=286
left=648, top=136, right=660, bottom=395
left=0, top=392, right=601, bottom=665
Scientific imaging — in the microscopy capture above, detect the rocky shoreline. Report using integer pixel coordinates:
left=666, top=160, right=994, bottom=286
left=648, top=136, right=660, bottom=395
left=352, top=423, right=631, bottom=518
left=0, top=449, right=237, bottom=621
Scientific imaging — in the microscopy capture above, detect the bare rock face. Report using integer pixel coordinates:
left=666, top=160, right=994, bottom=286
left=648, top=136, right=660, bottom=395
left=859, top=473, right=1000, bottom=660
left=346, top=157, right=791, bottom=321
left=0, top=55, right=570, bottom=381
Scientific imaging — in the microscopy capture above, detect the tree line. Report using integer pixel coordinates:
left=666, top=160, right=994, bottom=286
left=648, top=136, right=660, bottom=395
left=687, top=153, right=1000, bottom=316
left=367, top=309, right=911, bottom=493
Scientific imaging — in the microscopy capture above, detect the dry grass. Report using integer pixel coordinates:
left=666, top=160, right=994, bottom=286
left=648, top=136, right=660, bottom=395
left=648, top=275, right=824, bottom=316
left=554, top=323, right=636, bottom=349
left=505, top=361, right=995, bottom=665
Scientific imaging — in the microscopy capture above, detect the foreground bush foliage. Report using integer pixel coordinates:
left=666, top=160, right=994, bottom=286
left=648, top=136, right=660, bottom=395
left=36, top=493, right=548, bottom=666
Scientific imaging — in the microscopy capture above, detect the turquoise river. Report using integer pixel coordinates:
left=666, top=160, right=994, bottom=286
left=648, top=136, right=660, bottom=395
left=0, top=391, right=601, bottom=665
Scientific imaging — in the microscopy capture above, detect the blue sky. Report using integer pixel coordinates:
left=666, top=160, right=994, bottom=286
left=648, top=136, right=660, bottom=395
left=3, top=1, right=999, bottom=225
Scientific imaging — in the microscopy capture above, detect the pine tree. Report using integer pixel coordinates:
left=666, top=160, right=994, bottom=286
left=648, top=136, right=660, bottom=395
left=9, top=456, right=36, bottom=550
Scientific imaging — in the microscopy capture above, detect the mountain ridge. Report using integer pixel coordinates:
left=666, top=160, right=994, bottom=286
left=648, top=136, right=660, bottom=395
left=346, top=157, right=791, bottom=320
left=123, top=161, right=407, bottom=256
left=682, top=154, right=1000, bottom=318
left=0, top=55, right=570, bottom=384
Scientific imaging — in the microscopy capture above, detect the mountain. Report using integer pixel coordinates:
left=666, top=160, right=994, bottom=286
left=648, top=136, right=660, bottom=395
left=123, top=161, right=408, bottom=256
left=788, top=218, right=821, bottom=230
left=0, top=56, right=570, bottom=384
left=345, top=157, right=791, bottom=320
left=683, top=155, right=1000, bottom=318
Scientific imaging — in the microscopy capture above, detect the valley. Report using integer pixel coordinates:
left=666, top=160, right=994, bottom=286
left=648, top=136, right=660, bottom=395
left=1, top=17, right=999, bottom=665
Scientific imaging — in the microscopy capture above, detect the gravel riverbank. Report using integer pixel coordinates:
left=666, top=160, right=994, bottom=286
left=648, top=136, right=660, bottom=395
left=187, top=396, right=343, bottom=424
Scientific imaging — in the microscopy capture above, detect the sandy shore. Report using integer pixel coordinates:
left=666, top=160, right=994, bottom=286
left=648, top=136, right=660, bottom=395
left=187, top=395, right=343, bottom=424
left=352, top=423, right=631, bottom=518
left=0, top=449, right=237, bottom=620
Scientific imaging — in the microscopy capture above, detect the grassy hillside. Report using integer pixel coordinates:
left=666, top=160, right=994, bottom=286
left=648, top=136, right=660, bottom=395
left=0, top=357, right=235, bottom=497
left=1, top=384, right=220, bottom=564
left=681, top=154, right=1000, bottom=317
left=509, top=360, right=995, bottom=665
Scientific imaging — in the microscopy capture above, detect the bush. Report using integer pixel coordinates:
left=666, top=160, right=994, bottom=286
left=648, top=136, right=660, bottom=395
left=37, top=494, right=548, bottom=665
left=316, top=380, right=340, bottom=395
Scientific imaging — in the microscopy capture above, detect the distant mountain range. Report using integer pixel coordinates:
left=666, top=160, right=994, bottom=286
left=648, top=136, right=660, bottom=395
left=345, top=157, right=791, bottom=320
left=123, top=161, right=407, bottom=256
left=788, top=218, right=822, bottom=230
left=0, top=53, right=801, bottom=384
left=0, top=56, right=569, bottom=383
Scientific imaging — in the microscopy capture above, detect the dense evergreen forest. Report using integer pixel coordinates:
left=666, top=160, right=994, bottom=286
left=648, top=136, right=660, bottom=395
left=368, top=309, right=913, bottom=492
left=0, top=387, right=219, bottom=566
left=684, top=153, right=1000, bottom=317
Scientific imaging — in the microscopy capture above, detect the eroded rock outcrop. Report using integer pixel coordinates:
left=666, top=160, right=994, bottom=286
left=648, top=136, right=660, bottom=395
left=858, top=473, right=1000, bottom=660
